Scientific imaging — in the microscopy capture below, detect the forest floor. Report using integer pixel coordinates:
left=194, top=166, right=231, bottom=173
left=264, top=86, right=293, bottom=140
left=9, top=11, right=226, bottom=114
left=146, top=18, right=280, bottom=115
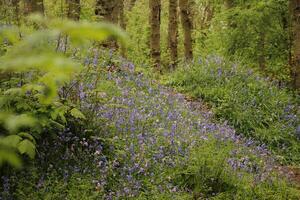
left=170, top=89, right=300, bottom=187
left=6, top=63, right=300, bottom=199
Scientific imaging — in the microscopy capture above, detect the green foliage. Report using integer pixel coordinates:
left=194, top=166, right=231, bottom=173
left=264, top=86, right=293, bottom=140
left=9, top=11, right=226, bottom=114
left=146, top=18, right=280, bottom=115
left=196, top=0, right=291, bottom=82
left=0, top=15, right=125, bottom=168
left=14, top=172, right=100, bottom=200
left=169, top=57, right=300, bottom=163
left=174, top=139, right=300, bottom=199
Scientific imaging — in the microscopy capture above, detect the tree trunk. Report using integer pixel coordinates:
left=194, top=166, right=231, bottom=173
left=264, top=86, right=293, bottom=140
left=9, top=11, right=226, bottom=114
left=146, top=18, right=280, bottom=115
left=179, top=0, right=193, bottom=60
left=290, top=0, right=300, bottom=90
left=95, top=0, right=118, bottom=23
left=168, top=0, right=178, bottom=68
left=67, top=0, right=80, bottom=20
left=149, top=0, right=161, bottom=70
left=95, top=0, right=119, bottom=49
left=24, top=0, right=44, bottom=15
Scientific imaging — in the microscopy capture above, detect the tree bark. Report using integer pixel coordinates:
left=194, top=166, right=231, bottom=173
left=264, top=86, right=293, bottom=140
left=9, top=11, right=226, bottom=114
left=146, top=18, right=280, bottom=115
left=168, top=0, right=178, bottom=68
left=149, top=0, right=161, bottom=70
left=290, top=0, right=300, bottom=89
left=24, top=0, right=44, bottom=15
left=179, top=0, right=193, bottom=60
left=67, top=0, right=80, bottom=21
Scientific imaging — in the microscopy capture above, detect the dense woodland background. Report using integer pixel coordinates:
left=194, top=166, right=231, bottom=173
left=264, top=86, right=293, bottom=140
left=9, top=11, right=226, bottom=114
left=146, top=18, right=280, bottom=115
left=0, top=0, right=300, bottom=199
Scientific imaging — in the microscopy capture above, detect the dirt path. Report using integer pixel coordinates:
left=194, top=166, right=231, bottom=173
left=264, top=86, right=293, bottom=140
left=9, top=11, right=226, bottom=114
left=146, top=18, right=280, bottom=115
left=169, top=88, right=300, bottom=187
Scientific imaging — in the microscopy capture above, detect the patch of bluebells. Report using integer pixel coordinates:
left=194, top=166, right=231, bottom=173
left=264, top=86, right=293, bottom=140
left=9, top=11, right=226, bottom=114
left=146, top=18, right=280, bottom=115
left=68, top=53, right=281, bottom=198
left=0, top=53, right=287, bottom=199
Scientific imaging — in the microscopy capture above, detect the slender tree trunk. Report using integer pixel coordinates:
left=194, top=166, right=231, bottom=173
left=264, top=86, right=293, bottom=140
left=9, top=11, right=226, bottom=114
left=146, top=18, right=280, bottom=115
left=179, top=0, right=193, bottom=60
left=24, top=0, right=44, bottom=15
left=168, top=0, right=178, bottom=68
left=290, top=0, right=300, bottom=89
left=149, top=0, right=161, bottom=70
left=67, top=0, right=80, bottom=21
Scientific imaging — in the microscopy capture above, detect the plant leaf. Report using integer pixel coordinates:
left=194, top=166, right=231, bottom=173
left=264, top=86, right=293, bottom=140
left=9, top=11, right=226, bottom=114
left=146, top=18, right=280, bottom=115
left=18, top=139, right=36, bottom=159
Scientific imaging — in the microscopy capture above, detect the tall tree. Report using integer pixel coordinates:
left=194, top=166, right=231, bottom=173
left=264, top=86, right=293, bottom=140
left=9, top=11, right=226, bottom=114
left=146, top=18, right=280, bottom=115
left=67, top=0, right=80, bottom=21
left=24, top=0, right=44, bottom=15
left=179, top=0, right=193, bottom=60
left=290, top=0, right=300, bottom=89
left=168, top=0, right=178, bottom=68
left=149, top=0, right=161, bottom=70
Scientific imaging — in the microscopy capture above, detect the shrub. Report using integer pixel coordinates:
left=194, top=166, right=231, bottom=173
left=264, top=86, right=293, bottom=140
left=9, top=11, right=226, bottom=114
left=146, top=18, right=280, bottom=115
left=0, top=15, right=125, bottom=168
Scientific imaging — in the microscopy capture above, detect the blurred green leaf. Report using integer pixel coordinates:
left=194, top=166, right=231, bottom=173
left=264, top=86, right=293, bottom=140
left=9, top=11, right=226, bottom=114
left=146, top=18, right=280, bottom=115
left=70, top=108, right=86, bottom=120
left=0, top=149, right=22, bottom=168
left=0, top=135, right=22, bottom=148
left=18, top=139, right=36, bottom=159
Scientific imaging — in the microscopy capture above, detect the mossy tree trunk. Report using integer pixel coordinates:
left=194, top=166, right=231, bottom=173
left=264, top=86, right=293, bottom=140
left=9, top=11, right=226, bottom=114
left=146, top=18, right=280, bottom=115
left=67, top=0, right=80, bottom=21
left=149, top=0, right=161, bottom=70
left=179, top=0, right=193, bottom=60
left=290, top=0, right=300, bottom=89
left=168, top=0, right=178, bottom=68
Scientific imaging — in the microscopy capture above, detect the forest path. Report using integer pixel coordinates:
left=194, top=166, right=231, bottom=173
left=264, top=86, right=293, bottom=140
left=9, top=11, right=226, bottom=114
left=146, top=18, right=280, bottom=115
left=166, top=87, right=300, bottom=187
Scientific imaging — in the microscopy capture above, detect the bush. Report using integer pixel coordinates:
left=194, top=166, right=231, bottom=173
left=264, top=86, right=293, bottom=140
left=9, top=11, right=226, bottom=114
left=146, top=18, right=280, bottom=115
left=0, top=15, right=126, bottom=168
